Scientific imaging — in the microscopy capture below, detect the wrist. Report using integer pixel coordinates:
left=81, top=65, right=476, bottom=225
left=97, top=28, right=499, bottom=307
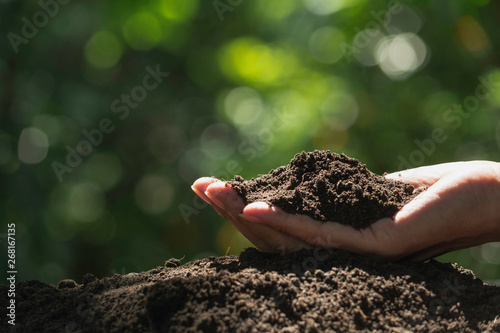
left=486, top=162, right=500, bottom=240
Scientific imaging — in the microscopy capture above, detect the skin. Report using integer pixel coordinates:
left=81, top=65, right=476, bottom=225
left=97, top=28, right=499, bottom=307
left=192, top=161, right=500, bottom=261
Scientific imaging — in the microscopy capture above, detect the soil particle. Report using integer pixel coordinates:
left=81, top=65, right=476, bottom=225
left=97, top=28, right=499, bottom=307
left=2, top=248, right=499, bottom=332
left=165, top=258, right=182, bottom=268
left=58, top=279, right=77, bottom=289
left=228, top=150, right=420, bottom=229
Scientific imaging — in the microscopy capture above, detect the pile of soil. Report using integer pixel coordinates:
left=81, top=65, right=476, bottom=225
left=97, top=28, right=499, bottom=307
left=2, top=248, right=499, bottom=332
left=3, top=150, right=497, bottom=332
left=229, top=150, right=420, bottom=229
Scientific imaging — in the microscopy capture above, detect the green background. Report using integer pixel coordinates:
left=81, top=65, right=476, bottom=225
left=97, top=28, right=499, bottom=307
left=1, top=0, right=500, bottom=285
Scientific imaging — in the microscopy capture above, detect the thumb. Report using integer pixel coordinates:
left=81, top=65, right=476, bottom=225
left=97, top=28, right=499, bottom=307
left=384, top=162, right=469, bottom=188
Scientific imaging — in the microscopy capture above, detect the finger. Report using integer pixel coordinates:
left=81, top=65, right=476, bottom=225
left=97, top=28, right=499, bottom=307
left=192, top=178, right=273, bottom=250
left=385, top=167, right=444, bottom=188
left=205, top=182, right=245, bottom=217
left=242, top=202, right=390, bottom=255
left=192, top=178, right=240, bottom=225
left=192, top=178, right=243, bottom=226
left=205, top=182, right=310, bottom=253
left=384, top=161, right=489, bottom=187
left=191, top=177, right=221, bottom=203
left=204, top=182, right=273, bottom=250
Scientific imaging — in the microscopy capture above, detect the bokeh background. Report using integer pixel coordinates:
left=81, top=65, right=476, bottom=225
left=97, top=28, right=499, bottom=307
left=1, top=0, right=500, bottom=285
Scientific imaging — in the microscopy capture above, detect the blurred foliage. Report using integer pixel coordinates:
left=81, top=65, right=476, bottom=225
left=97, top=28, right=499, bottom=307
left=1, top=0, right=500, bottom=285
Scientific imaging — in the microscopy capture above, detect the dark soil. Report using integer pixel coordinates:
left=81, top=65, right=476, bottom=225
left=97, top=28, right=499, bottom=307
left=3, top=150, right=497, bottom=332
left=229, top=150, right=420, bottom=229
left=2, top=248, right=499, bottom=333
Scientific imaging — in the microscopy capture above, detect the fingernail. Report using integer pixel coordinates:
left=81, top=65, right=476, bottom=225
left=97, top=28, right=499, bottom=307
left=205, top=191, right=225, bottom=209
left=239, top=213, right=263, bottom=224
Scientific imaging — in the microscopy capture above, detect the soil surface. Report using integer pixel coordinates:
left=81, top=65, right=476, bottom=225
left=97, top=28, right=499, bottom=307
left=2, top=248, right=499, bottom=333
left=3, top=150, right=497, bottom=332
left=229, top=150, right=420, bottom=229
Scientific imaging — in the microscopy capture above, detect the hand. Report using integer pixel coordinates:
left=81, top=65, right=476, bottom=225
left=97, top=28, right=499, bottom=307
left=192, top=161, right=500, bottom=260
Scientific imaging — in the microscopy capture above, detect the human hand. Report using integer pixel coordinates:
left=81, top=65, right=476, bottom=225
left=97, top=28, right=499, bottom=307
left=192, top=161, right=500, bottom=260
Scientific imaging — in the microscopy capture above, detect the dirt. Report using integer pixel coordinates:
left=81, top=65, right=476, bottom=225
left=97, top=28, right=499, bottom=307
left=2, top=248, right=499, bottom=332
left=3, top=150, right=498, bottom=332
left=228, top=150, right=421, bottom=229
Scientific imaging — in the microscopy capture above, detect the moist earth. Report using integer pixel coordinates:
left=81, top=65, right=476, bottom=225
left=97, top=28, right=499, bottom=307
left=1, top=248, right=499, bottom=332
left=228, top=150, right=420, bottom=229
left=3, top=151, right=498, bottom=332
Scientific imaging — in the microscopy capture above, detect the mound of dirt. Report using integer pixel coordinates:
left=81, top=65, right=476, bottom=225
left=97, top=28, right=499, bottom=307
left=2, top=248, right=499, bottom=332
left=228, top=150, right=420, bottom=229
left=3, top=150, right=498, bottom=332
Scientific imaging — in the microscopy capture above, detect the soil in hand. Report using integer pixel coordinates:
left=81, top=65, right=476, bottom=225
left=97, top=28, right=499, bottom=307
left=229, top=150, right=420, bottom=229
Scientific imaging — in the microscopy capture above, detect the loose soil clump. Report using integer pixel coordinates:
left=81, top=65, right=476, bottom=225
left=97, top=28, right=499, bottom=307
left=229, top=150, right=420, bottom=229
left=2, top=248, right=499, bottom=332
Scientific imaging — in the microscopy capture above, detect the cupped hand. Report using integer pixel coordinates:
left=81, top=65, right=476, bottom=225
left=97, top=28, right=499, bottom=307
left=192, top=161, right=500, bottom=260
